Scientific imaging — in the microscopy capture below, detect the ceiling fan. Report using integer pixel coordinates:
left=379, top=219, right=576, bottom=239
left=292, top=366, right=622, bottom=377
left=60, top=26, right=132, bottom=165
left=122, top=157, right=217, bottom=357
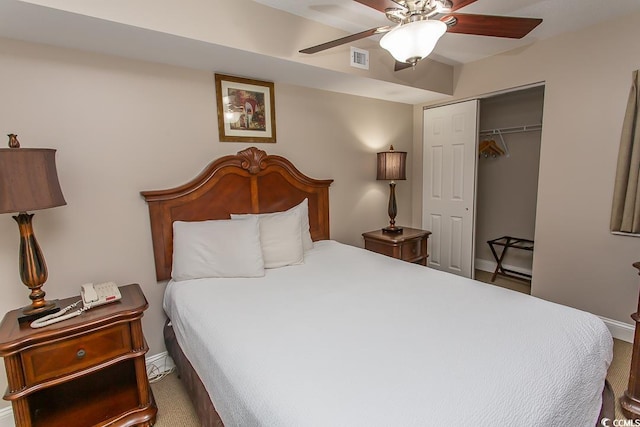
left=299, top=0, right=542, bottom=70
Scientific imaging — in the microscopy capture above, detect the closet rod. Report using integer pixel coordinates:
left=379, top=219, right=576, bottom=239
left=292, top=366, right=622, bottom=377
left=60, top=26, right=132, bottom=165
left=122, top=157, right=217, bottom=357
left=479, top=123, right=542, bottom=136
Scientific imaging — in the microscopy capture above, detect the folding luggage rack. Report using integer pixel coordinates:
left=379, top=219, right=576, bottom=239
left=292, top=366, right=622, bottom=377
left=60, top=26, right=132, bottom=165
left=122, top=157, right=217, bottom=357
left=487, top=236, right=534, bottom=283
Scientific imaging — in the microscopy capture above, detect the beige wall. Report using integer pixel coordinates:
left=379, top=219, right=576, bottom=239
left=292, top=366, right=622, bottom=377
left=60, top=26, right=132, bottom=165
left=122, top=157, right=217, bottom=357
left=413, top=12, right=640, bottom=323
left=0, top=36, right=412, bottom=407
left=3, top=4, right=640, bottom=415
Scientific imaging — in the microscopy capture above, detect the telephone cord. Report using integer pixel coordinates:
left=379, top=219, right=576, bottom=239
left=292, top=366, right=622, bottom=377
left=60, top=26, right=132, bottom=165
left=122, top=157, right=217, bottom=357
left=30, top=300, right=90, bottom=328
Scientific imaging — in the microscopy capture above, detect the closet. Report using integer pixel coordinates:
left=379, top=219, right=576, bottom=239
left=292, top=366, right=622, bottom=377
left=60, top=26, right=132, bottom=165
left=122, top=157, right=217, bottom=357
left=474, top=86, right=544, bottom=293
left=422, top=86, right=543, bottom=287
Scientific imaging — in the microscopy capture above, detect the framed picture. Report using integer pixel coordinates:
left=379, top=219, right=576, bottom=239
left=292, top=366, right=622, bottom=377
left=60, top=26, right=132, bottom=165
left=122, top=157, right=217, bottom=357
left=215, top=74, right=276, bottom=143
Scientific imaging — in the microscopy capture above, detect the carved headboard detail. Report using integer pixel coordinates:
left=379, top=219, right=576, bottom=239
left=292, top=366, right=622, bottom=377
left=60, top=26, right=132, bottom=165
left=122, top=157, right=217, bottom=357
left=141, top=147, right=333, bottom=281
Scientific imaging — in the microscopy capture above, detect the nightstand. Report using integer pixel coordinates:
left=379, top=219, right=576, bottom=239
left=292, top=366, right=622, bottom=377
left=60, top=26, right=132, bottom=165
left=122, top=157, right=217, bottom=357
left=0, top=283, right=157, bottom=427
left=362, top=227, right=431, bottom=265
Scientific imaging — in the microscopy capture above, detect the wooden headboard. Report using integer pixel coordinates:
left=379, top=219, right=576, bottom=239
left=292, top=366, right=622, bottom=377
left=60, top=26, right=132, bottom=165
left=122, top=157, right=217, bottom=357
left=141, top=147, right=333, bottom=281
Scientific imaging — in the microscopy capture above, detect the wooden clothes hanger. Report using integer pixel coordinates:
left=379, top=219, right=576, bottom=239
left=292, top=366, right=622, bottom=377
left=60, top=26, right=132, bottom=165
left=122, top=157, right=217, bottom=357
left=479, top=139, right=505, bottom=158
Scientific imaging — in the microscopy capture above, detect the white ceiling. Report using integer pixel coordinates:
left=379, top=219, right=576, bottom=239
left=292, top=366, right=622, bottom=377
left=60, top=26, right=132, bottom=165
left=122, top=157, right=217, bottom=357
left=1, top=0, right=639, bottom=104
left=0, top=0, right=449, bottom=104
left=255, top=0, right=640, bottom=65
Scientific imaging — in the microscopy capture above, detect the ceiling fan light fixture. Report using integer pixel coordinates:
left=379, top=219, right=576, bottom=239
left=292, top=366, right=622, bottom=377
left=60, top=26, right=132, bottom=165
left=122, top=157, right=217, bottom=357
left=379, top=19, right=446, bottom=64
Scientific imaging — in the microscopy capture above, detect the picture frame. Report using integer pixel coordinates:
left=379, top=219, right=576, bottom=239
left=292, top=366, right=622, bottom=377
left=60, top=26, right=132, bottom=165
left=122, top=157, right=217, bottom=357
left=215, top=73, right=276, bottom=143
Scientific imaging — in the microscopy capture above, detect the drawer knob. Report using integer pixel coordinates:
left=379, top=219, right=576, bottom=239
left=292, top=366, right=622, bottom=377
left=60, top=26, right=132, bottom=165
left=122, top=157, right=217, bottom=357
left=76, top=349, right=86, bottom=359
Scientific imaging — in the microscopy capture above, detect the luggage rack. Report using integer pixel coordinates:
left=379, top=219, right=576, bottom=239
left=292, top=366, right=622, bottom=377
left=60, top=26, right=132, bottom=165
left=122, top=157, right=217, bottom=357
left=487, top=236, right=534, bottom=283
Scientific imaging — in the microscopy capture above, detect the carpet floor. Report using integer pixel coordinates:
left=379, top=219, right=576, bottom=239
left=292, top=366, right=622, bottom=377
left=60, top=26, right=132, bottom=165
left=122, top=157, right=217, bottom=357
left=150, top=371, right=199, bottom=426
left=475, top=268, right=532, bottom=294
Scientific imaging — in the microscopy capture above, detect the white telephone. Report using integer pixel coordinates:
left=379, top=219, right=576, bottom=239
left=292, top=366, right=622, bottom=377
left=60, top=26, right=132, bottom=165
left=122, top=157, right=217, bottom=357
left=31, top=282, right=122, bottom=328
left=81, top=282, right=122, bottom=308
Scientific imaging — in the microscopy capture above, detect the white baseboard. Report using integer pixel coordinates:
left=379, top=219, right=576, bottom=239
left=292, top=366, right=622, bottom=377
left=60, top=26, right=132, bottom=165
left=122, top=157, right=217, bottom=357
left=475, top=258, right=533, bottom=277
left=146, top=350, right=176, bottom=374
left=0, top=351, right=177, bottom=427
left=600, top=316, right=634, bottom=343
left=0, top=407, right=13, bottom=427
left=476, top=260, right=635, bottom=343
left=475, top=259, right=634, bottom=343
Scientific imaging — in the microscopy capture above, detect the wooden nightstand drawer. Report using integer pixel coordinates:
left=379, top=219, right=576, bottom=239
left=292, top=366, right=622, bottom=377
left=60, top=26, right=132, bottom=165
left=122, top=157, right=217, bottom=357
left=0, top=284, right=156, bottom=427
left=22, top=323, right=132, bottom=385
left=401, top=238, right=425, bottom=262
left=364, top=239, right=396, bottom=258
left=362, top=227, right=431, bottom=266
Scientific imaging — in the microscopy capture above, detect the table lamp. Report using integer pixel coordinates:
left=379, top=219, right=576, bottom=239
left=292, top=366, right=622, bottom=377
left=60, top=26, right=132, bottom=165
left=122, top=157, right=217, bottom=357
left=377, top=145, right=407, bottom=233
left=0, top=134, right=66, bottom=321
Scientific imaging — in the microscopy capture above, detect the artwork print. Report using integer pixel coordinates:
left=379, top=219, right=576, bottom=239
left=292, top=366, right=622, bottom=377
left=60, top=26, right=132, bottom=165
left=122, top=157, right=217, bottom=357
left=228, top=88, right=265, bottom=131
left=215, top=74, right=276, bottom=143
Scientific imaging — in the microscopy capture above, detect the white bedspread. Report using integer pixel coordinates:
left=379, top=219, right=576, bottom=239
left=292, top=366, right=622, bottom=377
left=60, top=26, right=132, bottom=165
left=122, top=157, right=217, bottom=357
left=163, top=240, right=613, bottom=427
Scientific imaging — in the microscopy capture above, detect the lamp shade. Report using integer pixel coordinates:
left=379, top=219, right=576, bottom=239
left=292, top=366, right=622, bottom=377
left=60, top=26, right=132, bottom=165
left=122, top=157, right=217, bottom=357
left=379, top=20, right=447, bottom=64
left=377, top=146, right=407, bottom=181
left=0, top=148, right=66, bottom=213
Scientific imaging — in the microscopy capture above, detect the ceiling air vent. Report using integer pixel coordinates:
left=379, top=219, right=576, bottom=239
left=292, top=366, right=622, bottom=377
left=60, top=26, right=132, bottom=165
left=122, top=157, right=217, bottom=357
left=350, top=47, right=369, bottom=70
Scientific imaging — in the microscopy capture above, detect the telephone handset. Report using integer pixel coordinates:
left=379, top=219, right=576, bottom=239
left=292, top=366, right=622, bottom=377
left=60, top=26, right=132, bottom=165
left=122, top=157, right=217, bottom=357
left=30, top=282, right=122, bottom=328
left=81, top=282, right=122, bottom=307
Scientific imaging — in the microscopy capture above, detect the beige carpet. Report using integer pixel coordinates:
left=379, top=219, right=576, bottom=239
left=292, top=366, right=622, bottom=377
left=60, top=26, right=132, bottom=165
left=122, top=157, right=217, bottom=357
left=475, top=268, right=532, bottom=294
left=150, top=338, right=634, bottom=425
left=150, top=372, right=199, bottom=426
left=609, top=338, right=634, bottom=420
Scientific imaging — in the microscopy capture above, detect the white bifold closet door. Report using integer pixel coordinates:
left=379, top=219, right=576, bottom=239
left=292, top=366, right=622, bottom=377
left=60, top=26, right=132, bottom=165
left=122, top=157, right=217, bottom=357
left=422, top=100, right=479, bottom=278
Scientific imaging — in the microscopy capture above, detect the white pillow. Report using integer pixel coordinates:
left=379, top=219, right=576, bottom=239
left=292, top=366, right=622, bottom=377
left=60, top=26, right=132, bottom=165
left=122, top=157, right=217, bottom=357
left=232, top=206, right=304, bottom=268
left=295, top=199, right=314, bottom=251
left=171, top=217, right=265, bottom=281
left=231, top=199, right=313, bottom=251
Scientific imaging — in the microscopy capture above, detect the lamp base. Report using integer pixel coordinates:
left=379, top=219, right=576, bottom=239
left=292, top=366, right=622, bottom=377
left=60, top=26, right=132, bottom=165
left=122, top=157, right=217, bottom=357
left=382, top=226, right=403, bottom=233
left=17, top=300, right=61, bottom=324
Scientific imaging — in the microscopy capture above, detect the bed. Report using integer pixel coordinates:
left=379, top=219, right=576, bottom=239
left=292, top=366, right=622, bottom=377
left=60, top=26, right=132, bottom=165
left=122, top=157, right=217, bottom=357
left=141, top=147, right=614, bottom=426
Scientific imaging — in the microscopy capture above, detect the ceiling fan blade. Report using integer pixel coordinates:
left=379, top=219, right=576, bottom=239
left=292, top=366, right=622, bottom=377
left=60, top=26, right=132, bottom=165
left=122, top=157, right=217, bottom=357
left=442, top=13, right=542, bottom=39
left=299, top=26, right=391, bottom=54
left=450, top=0, right=478, bottom=12
left=353, top=0, right=405, bottom=14
left=394, top=61, right=413, bottom=71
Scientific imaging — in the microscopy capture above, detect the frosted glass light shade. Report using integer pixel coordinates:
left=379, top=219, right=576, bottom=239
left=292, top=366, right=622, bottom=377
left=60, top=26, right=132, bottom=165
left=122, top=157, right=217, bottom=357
left=380, top=20, right=447, bottom=64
